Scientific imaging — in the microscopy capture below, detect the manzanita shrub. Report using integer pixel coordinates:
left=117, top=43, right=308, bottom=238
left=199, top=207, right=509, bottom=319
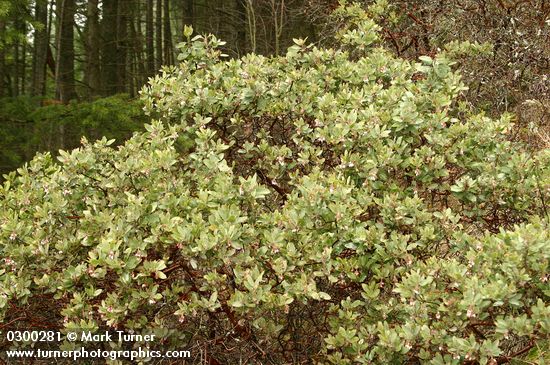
left=1, top=3, right=549, bottom=364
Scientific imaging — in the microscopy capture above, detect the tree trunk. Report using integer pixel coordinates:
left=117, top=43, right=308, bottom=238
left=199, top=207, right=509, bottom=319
left=18, top=18, right=27, bottom=95
left=12, top=14, right=26, bottom=96
left=101, top=0, right=118, bottom=95
left=127, top=1, right=139, bottom=96
left=32, top=0, right=49, bottom=96
left=13, top=26, right=20, bottom=96
left=235, top=0, right=247, bottom=56
left=116, top=0, right=128, bottom=93
left=183, top=0, right=194, bottom=29
left=155, top=0, right=163, bottom=69
left=245, top=0, right=257, bottom=54
left=55, top=0, right=77, bottom=103
left=0, top=18, right=5, bottom=97
left=270, top=0, right=285, bottom=56
left=84, top=0, right=100, bottom=98
left=146, top=0, right=155, bottom=75
left=131, top=6, right=146, bottom=91
left=46, top=0, right=56, bottom=77
left=163, top=0, right=173, bottom=65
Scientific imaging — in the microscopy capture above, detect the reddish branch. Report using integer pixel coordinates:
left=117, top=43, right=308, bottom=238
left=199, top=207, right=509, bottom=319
left=0, top=316, right=26, bottom=330
left=406, top=12, right=433, bottom=30
left=496, top=341, right=535, bottom=364
left=383, top=28, right=402, bottom=56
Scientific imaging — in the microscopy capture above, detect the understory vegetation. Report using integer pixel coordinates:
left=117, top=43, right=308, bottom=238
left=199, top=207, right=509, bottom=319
left=0, top=94, right=147, bottom=179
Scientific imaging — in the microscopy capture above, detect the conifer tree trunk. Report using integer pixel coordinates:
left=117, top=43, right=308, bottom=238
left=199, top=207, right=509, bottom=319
left=55, top=0, right=77, bottom=102
left=46, top=0, right=56, bottom=77
left=0, top=18, right=5, bottom=97
left=14, top=16, right=27, bottom=95
left=101, top=0, right=118, bottom=95
left=146, top=0, right=155, bottom=75
left=116, top=0, right=128, bottom=93
left=31, top=0, right=49, bottom=96
left=155, top=0, right=163, bottom=69
left=84, top=0, right=100, bottom=97
left=12, top=14, right=27, bottom=96
left=163, top=0, right=173, bottom=65
left=235, top=0, right=247, bottom=56
left=183, top=0, right=194, bottom=29
left=132, top=7, right=146, bottom=90
left=20, top=29, right=27, bottom=95
left=13, top=27, right=20, bottom=96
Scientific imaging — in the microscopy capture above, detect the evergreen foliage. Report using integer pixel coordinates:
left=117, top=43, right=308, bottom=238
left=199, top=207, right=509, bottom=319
left=0, top=94, right=147, bottom=178
left=1, top=4, right=548, bottom=364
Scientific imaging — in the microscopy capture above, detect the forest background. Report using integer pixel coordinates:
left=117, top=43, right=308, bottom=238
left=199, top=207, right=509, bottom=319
left=0, top=0, right=548, bottom=177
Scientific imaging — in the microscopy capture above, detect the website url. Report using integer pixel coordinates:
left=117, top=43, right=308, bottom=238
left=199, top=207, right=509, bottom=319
left=5, top=347, right=191, bottom=361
